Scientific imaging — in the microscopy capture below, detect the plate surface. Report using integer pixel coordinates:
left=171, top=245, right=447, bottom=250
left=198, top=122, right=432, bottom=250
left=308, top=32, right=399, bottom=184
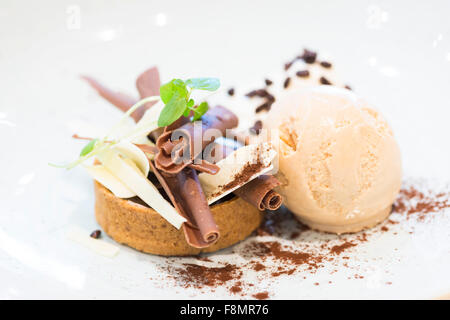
left=0, top=0, right=449, bottom=299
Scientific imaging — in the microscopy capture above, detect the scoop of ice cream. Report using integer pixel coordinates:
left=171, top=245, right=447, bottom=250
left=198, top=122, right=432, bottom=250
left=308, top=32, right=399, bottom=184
left=264, top=86, right=402, bottom=234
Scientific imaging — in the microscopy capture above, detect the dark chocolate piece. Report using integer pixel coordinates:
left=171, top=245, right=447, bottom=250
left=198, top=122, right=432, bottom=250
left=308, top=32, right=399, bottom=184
left=249, top=120, right=263, bottom=135
left=296, top=70, right=310, bottom=78
left=299, top=49, right=317, bottom=64
left=320, top=76, right=332, bottom=85
left=320, top=61, right=332, bottom=68
left=155, top=106, right=239, bottom=175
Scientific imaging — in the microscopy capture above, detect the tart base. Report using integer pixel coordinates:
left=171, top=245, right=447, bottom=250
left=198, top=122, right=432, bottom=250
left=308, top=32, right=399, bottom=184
left=94, top=181, right=264, bottom=256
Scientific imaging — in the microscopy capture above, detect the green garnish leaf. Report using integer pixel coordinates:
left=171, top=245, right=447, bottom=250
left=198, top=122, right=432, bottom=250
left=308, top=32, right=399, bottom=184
left=80, top=139, right=98, bottom=156
left=192, top=102, right=209, bottom=121
left=158, top=77, right=220, bottom=127
left=185, top=78, right=220, bottom=91
left=159, top=79, right=188, bottom=104
left=157, top=92, right=187, bottom=127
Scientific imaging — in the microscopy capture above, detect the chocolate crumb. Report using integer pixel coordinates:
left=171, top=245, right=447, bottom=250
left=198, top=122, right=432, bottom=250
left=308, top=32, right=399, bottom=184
left=320, top=61, right=332, bottom=68
left=255, top=102, right=271, bottom=113
left=227, top=88, right=235, bottom=96
left=90, top=230, right=101, bottom=239
left=265, top=78, right=273, bottom=86
left=246, top=89, right=269, bottom=98
left=299, top=49, right=317, bottom=64
left=296, top=70, right=310, bottom=78
left=253, top=292, right=269, bottom=300
left=249, top=120, right=263, bottom=135
left=330, top=241, right=356, bottom=255
left=283, top=77, right=291, bottom=89
left=320, top=76, right=332, bottom=85
left=284, top=61, right=293, bottom=71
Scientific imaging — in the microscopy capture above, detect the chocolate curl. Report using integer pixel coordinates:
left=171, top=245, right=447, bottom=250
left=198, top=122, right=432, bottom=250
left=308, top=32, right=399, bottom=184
left=214, top=142, right=283, bottom=211
left=149, top=161, right=219, bottom=248
left=81, top=76, right=138, bottom=116
left=134, top=143, right=219, bottom=175
left=155, top=106, right=239, bottom=174
left=234, top=175, right=282, bottom=210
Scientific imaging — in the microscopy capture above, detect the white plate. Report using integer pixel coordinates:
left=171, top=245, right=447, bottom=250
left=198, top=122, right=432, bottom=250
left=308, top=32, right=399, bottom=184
left=0, top=0, right=449, bottom=299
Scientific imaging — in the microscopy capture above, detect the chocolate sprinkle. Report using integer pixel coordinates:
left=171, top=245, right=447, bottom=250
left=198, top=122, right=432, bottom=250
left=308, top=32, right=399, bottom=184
left=284, top=61, right=293, bottom=71
left=296, top=70, right=310, bottom=78
left=227, top=88, right=235, bottom=96
left=319, top=76, right=332, bottom=85
left=345, top=84, right=352, bottom=90
left=299, top=49, right=317, bottom=64
left=249, top=120, right=263, bottom=135
left=255, top=102, right=272, bottom=113
left=320, top=61, right=332, bottom=68
left=90, top=230, right=101, bottom=239
left=246, top=89, right=269, bottom=98
left=264, top=78, right=273, bottom=86
left=283, top=77, right=291, bottom=89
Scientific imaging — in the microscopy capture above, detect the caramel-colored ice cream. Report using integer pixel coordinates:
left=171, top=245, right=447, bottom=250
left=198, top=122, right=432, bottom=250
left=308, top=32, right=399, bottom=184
left=265, top=86, right=402, bottom=234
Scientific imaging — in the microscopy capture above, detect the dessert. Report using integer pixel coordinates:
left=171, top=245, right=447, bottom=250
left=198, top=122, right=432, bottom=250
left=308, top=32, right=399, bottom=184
left=264, top=85, right=402, bottom=233
left=55, top=67, right=282, bottom=256
left=55, top=47, right=403, bottom=257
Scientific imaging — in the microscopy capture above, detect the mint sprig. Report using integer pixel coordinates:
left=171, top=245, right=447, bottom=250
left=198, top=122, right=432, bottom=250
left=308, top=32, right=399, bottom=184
left=157, top=77, right=220, bottom=127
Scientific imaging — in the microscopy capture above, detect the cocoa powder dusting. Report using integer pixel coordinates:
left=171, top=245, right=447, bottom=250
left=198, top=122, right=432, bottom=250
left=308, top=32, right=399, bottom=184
left=156, top=180, right=449, bottom=299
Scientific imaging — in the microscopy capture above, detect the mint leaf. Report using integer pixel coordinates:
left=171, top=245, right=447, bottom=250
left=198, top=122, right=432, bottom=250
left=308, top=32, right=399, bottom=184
left=185, top=78, right=220, bottom=91
left=80, top=139, right=98, bottom=156
left=192, top=102, right=209, bottom=121
left=159, top=79, right=188, bottom=104
left=157, top=92, right=187, bottom=127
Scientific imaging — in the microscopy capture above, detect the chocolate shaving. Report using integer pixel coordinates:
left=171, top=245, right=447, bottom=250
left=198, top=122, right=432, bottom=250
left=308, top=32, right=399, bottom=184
left=81, top=76, right=138, bottom=116
left=149, top=161, right=219, bottom=248
left=154, top=106, right=238, bottom=175
left=134, top=66, right=161, bottom=122
left=82, top=66, right=161, bottom=123
left=135, top=143, right=219, bottom=175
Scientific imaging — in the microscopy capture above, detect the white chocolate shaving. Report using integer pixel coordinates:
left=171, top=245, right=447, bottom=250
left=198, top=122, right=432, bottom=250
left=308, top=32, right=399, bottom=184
left=113, top=140, right=149, bottom=176
left=84, top=164, right=136, bottom=198
left=199, top=143, right=277, bottom=204
left=97, top=149, right=186, bottom=229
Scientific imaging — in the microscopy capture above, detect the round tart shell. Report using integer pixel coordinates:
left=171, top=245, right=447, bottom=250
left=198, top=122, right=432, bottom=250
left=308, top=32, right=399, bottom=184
left=94, top=181, right=264, bottom=256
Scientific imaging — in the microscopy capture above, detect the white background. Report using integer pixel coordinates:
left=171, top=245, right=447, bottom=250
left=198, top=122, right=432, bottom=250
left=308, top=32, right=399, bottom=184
left=0, top=0, right=449, bottom=299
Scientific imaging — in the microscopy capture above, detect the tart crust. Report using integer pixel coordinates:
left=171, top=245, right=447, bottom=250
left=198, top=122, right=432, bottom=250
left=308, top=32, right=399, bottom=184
left=94, top=181, right=263, bottom=256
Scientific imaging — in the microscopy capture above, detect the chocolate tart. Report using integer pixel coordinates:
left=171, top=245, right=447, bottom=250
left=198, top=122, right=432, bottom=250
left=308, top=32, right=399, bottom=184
left=94, top=181, right=264, bottom=256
